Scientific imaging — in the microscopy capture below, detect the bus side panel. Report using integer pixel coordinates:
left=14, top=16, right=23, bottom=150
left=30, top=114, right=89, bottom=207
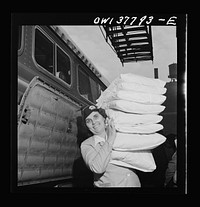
left=18, top=77, right=81, bottom=186
left=17, top=26, right=107, bottom=186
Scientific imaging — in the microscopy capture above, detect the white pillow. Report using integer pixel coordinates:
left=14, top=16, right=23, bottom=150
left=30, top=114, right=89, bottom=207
left=115, top=123, right=163, bottom=134
left=96, top=87, right=166, bottom=107
left=110, top=150, right=156, bottom=172
left=98, top=90, right=166, bottom=105
left=96, top=73, right=167, bottom=108
left=115, top=90, right=166, bottom=105
left=113, top=132, right=166, bottom=151
left=120, top=73, right=166, bottom=88
left=117, top=81, right=167, bottom=95
left=103, top=99, right=166, bottom=114
left=106, top=109, right=163, bottom=125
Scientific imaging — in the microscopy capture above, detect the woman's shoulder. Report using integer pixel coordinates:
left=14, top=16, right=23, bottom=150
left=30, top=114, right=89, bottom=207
left=81, top=136, right=95, bottom=146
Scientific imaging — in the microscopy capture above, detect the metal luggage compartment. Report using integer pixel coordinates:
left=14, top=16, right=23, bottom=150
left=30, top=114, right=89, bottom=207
left=18, top=76, right=81, bottom=186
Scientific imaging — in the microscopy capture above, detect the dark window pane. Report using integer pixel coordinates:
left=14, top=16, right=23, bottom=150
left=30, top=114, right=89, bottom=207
left=78, top=66, right=101, bottom=103
left=57, top=47, right=71, bottom=85
left=35, top=29, right=54, bottom=73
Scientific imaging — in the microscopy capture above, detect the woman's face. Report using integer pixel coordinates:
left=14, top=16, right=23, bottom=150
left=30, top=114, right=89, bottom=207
left=85, top=111, right=106, bottom=135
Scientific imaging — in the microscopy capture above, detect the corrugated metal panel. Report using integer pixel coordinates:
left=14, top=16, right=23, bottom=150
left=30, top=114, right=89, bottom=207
left=18, top=76, right=81, bottom=186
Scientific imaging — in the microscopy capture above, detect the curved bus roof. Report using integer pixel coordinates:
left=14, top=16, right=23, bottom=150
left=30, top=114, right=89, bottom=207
left=50, top=26, right=110, bottom=87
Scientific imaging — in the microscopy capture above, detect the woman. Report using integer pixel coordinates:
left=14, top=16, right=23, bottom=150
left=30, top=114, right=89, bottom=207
left=80, top=105, right=141, bottom=187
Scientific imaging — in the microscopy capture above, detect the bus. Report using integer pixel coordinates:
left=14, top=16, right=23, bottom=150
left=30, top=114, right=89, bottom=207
left=17, top=25, right=109, bottom=187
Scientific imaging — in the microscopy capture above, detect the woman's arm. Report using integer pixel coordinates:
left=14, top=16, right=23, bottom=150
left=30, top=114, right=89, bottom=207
left=81, top=119, right=116, bottom=174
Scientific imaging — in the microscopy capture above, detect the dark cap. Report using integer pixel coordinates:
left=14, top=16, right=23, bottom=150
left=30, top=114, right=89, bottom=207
left=82, top=105, right=107, bottom=121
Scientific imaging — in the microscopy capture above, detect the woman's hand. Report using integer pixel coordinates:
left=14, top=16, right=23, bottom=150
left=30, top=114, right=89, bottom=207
left=106, top=118, right=116, bottom=143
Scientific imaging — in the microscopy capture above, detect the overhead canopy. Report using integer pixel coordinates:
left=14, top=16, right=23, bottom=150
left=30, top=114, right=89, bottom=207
left=102, top=25, right=153, bottom=65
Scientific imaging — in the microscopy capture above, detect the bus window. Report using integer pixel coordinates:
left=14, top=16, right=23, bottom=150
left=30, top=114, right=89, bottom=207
left=56, top=46, right=71, bottom=85
left=78, top=65, right=101, bottom=103
left=34, top=28, right=54, bottom=74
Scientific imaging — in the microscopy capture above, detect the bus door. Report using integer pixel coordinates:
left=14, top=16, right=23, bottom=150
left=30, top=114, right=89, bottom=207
left=18, top=76, right=81, bottom=186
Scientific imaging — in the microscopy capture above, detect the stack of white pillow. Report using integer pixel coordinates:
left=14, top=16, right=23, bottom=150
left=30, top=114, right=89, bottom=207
left=96, top=73, right=167, bottom=172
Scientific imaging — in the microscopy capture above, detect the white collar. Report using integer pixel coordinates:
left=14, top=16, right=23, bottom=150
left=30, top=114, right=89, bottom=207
left=94, top=134, right=107, bottom=146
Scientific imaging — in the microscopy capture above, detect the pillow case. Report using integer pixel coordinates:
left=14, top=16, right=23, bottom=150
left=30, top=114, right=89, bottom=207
left=99, top=90, right=166, bottom=105
left=113, top=132, right=166, bottom=151
left=103, top=99, right=166, bottom=114
left=116, top=81, right=167, bottom=95
left=116, top=90, right=166, bottom=105
left=119, top=73, right=166, bottom=88
left=96, top=73, right=167, bottom=108
left=106, top=109, right=163, bottom=125
left=110, top=150, right=156, bottom=172
left=115, top=123, right=163, bottom=134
